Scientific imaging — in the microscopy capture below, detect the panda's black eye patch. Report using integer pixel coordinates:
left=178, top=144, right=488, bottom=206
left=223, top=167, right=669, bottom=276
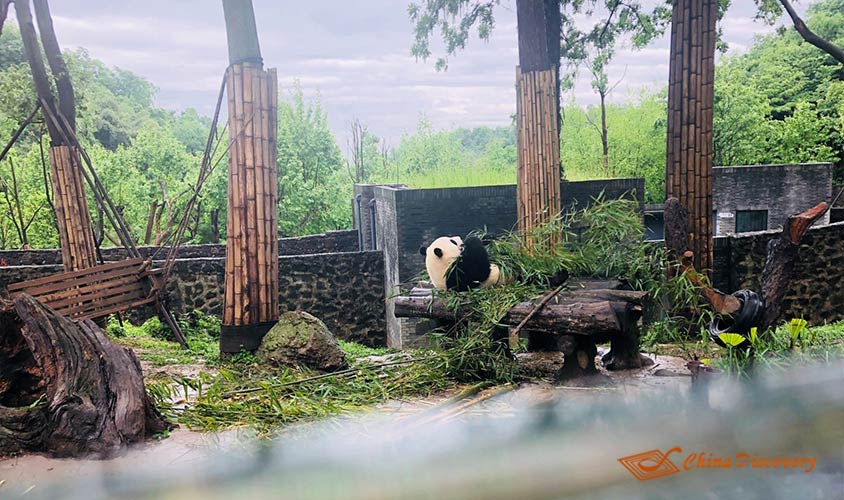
left=450, top=239, right=458, bottom=246
left=434, top=248, right=443, bottom=258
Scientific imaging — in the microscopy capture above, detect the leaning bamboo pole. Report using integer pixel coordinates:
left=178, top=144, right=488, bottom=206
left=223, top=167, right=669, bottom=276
left=221, top=61, right=279, bottom=353
left=48, top=144, right=97, bottom=271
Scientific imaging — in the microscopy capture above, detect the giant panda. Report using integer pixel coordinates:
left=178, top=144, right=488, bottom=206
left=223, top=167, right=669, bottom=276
left=420, top=235, right=505, bottom=291
left=420, top=234, right=569, bottom=292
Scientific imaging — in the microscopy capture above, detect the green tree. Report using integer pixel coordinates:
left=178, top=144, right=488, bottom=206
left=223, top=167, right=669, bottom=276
left=408, top=0, right=668, bottom=73
left=561, top=91, right=666, bottom=202
left=713, top=0, right=842, bottom=176
left=276, top=84, right=350, bottom=236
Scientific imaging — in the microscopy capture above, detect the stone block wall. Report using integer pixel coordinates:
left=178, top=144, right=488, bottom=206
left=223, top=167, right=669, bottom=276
left=714, top=221, right=844, bottom=325
left=159, top=251, right=386, bottom=346
left=0, top=249, right=386, bottom=347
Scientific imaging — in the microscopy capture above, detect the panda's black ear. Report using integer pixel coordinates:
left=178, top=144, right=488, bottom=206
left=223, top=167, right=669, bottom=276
left=434, top=248, right=443, bottom=258
left=419, top=245, right=427, bottom=256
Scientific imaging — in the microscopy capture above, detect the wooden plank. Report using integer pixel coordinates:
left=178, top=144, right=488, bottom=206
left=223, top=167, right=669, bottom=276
left=7, top=259, right=144, bottom=291
left=58, top=288, right=146, bottom=317
left=37, top=274, right=142, bottom=303
left=75, top=296, right=157, bottom=321
left=45, top=281, right=146, bottom=311
left=10, top=264, right=145, bottom=297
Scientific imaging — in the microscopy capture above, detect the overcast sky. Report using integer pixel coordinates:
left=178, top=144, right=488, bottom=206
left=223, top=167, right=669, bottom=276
left=28, top=0, right=814, bottom=148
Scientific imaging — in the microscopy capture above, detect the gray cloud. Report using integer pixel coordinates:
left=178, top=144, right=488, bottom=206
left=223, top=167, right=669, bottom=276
left=28, top=0, right=813, bottom=148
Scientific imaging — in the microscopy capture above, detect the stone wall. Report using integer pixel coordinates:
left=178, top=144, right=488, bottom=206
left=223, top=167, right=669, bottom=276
left=713, top=163, right=832, bottom=234
left=713, top=221, right=844, bottom=325
left=0, top=249, right=386, bottom=347
left=0, top=230, right=359, bottom=266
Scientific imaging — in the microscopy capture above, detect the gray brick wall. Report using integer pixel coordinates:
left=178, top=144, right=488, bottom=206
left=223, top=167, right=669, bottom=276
left=713, top=163, right=832, bottom=235
left=373, top=186, right=402, bottom=348
left=716, top=221, right=844, bottom=324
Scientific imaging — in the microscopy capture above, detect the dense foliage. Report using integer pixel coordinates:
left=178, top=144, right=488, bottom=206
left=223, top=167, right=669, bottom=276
left=713, top=0, right=843, bottom=174
left=0, top=27, right=350, bottom=249
left=380, top=0, right=843, bottom=203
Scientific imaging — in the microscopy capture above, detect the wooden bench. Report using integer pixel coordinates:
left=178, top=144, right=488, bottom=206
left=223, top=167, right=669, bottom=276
left=6, top=258, right=161, bottom=321
left=393, top=282, right=652, bottom=371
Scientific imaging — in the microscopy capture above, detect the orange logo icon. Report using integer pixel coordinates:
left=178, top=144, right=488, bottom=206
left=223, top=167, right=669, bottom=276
left=618, top=447, right=683, bottom=481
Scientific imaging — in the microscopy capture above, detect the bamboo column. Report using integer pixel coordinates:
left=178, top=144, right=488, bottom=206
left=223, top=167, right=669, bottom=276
left=219, top=0, right=280, bottom=352
left=48, top=145, right=97, bottom=271
left=221, top=62, right=279, bottom=351
left=516, top=66, right=561, bottom=251
left=515, top=0, right=562, bottom=252
left=665, top=0, right=717, bottom=275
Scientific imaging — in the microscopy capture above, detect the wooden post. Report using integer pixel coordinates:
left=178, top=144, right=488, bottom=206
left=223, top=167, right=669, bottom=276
left=515, top=0, right=561, bottom=252
left=665, top=0, right=717, bottom=276
left=220, top=0, right=279, bottom=353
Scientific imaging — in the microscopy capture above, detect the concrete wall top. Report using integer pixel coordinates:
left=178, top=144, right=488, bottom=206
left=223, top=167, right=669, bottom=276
left=0, top=230, right=360, bottom=266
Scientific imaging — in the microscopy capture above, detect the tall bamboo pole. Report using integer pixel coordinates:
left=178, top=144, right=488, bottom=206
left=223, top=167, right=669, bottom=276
left=665, top=0, right=717, bottom=275
left=515, top=0, right=561, bottom=252
left=220, top=0, right=279, bottom=353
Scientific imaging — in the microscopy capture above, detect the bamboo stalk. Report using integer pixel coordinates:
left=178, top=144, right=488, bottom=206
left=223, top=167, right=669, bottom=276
left=269, top=68, right=279, bottom=318
left=224, top=66, right=238, bottom=325
left=255, top=67, right=268, bottom=322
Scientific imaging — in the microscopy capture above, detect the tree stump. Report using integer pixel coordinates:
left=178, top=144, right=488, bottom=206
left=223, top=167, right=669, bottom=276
left=0, top=295, right=169, bottom=457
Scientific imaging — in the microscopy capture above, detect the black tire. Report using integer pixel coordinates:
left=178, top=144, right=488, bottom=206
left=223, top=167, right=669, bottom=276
left=709, top=289, right=764, bottom=348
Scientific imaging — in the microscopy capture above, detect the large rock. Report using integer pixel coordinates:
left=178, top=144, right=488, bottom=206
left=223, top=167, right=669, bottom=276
left=257, top=311, right=348, bottom=371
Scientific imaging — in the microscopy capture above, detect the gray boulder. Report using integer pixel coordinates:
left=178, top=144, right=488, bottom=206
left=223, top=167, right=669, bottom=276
left=256, top=311, right=347, bottom=371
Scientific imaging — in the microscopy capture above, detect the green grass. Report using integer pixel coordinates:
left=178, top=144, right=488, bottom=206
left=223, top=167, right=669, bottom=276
left=645, top=319, right=844, bottom=375
left=396, top=166, right=515, bottom=188
left=106, top=313, right=220, bottom=367
left=109, top=313, right=456, bottom=435
left=146, top=352, right=457, bottom=436
left=379, top=163, right=621, bottom=190
left=337, top=340, right=391, bottom=361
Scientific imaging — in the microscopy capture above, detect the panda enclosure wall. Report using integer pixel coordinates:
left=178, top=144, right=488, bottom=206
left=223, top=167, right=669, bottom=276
left=1, top=179, right=843, bottom=350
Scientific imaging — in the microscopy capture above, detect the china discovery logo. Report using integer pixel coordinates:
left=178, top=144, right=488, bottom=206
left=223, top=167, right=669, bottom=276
left=619, top=447, right=817, bottom=481
left=618, top=447, right=683, bottom=481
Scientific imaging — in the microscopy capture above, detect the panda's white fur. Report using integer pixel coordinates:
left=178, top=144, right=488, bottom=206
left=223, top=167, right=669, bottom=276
left=484, top=263, right=502, bottom=287
left=421, top=235, right=504, bottom=290
left=421, top=236, right=463, bottom=289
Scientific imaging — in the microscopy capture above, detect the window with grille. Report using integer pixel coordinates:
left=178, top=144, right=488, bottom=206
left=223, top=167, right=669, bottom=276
left=735, top=210, right=768, bottom=233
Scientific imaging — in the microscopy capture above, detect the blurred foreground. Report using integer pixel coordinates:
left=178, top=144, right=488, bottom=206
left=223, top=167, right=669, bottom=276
left=3, top=360, right=843, bottom=499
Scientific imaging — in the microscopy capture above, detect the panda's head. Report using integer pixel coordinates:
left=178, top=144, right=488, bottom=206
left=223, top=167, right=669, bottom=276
left=419, top=236, right=463, bottom=289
